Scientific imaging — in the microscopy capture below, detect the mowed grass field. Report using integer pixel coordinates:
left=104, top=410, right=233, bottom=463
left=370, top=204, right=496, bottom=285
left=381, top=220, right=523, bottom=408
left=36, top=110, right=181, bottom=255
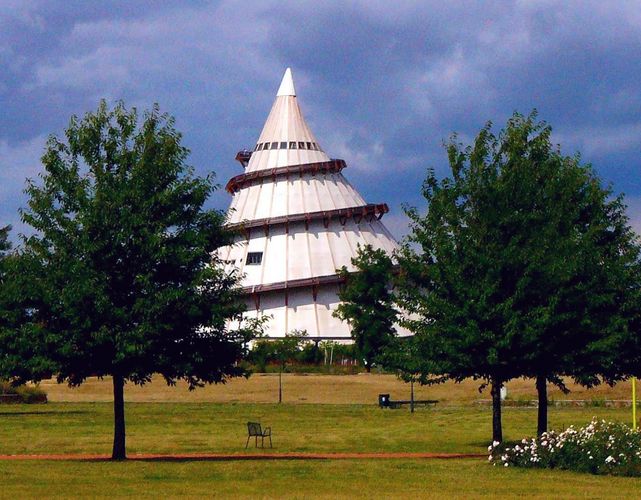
left=40, top=372, right=638, bottom=404
left=3, top=458, right=641, bottom=499
left=0, top=374, right=639, bottom=498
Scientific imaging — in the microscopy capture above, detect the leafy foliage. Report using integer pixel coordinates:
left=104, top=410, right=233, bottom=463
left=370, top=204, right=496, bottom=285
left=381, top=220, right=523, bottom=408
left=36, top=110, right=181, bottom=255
left=247, top=339, right=362, bottom=374
left=3, top=101, right=255, bottom=458
left=334, top=244, right=397, bottom=372
left=0, top=226, right=9, bottom=257
left=250, top=330, right=308, bottom=403
left=0, top=227, right=49, bottom=382
left=269, top=330, right=309, bottom=368
left=378, top=335, right=445, bottom=385
left=0, top=225, right=10, bottom=326
left=396, top=111, right=641, bottom=441
left=250, top=330, right=308, bottom=369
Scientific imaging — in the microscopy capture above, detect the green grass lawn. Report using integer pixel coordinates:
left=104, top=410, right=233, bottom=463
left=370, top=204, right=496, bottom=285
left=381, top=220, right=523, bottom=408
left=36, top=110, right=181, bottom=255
left=0, top=402, right=639, bottom=498
left=0, top=402, right=634, bottom=455
left=1, top=458, right=640, bottom=499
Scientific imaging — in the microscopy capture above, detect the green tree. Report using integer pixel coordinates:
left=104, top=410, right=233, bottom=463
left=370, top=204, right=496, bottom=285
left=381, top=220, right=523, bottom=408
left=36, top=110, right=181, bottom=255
left=248, top=339, right=273, bottom=373
left=0, top=226, right=9, bottom=299
left=272, top=330, right=307, bottom=403
left=297, top=342, right=323, bottom=365
left=379, top=336, right=440, bottom=412
left=4, top=101, right=254, bottom=459
left=0, top=226, right=9, bottom=258
left=334, top=244, right=397, bottom=372
left=515, top=136, right=641, bottom=435
left=0, top=225, right=13, bottom=364
left=251, top=330, right=307, bottom=402
left=0, top=235, right=58, bottom=384
left=396, top=111, right=641, bottom=441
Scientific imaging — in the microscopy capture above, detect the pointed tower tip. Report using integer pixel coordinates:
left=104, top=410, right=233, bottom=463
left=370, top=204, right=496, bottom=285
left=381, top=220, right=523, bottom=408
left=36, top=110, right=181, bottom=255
left=276, top=67, right=296, bottom=97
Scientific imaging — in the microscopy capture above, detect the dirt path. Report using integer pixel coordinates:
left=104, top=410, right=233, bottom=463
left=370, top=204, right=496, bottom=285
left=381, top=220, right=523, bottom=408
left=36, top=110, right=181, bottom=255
left=0, top=452, right=485, bottom=462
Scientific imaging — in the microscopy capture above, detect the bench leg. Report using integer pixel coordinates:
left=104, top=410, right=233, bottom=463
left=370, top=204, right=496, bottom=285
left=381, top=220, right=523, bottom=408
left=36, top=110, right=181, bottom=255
left=255, top=436, right=258, bottom=448
left=269, top=435, right=272, bottom=448
left=261, top=435, right=264, bottom=448
left=245, top=435, right=250, bottom=449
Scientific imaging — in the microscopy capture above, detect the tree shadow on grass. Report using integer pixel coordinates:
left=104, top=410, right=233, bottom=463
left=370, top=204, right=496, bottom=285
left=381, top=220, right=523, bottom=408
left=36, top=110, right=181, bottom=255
left=0, top=410, right=90, bottom=417
left=467, top=440, right=498, bottom=453
left=50, top=456, right=320, bottom=463
left=3, top=453, right=486, bottom=462
left=131, top=456, right=315, bottom=463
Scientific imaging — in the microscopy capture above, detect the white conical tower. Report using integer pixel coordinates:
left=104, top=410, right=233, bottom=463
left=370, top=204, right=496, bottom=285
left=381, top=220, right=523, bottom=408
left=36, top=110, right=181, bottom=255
left=220, top=68, right=399, bottom=339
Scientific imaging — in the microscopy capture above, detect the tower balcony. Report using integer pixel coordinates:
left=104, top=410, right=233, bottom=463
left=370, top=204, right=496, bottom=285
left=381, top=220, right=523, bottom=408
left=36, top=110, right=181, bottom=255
left=226, top=159, right=347, bottom=193
left=227, top=203, right=389, bottom=235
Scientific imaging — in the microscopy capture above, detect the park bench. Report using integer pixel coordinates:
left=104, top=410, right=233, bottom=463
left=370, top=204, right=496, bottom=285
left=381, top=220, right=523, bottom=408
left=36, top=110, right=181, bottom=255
left=378, top=394, right=438, bottom=409
left=246, top=421, right=272, bottom=448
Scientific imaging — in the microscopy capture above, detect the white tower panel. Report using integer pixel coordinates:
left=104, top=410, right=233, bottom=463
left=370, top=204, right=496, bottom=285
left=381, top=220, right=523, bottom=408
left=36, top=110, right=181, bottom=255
left=220, top=68, right=407, bottom=338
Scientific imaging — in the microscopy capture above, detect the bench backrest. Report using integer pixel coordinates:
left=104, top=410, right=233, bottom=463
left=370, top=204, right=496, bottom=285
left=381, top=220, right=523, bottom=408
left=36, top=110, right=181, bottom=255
left=247, top=422, right=262, bottom=436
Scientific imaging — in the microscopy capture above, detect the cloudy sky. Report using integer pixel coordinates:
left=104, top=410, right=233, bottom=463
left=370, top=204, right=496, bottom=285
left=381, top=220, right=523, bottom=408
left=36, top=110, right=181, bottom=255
left=2, top=1, right=641, bottom=241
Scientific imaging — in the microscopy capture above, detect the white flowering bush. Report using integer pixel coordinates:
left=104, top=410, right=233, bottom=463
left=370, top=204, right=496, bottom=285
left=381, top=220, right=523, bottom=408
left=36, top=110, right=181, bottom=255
left=489, top=418, right=641, bottom=477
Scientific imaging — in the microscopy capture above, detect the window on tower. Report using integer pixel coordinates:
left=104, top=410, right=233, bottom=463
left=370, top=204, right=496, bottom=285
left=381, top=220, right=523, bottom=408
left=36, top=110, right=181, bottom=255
left=298, top=141, right=306, bottom=149
left=289, top=141, right=297, bottom=149
left=271, top=142, right=278, bottom=149
left=280, top=142, right=287, bottom=149
left=246, top=252, right=263, bottom=265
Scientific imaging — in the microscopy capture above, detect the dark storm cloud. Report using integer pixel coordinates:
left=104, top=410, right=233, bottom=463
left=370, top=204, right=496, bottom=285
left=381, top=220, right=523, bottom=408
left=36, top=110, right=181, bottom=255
left=1, top=0, right=640, bottom=241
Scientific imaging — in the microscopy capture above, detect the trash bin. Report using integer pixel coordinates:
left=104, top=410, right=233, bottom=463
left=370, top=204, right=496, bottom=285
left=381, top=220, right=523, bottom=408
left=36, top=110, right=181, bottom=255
left=378, top=394, right=390, bottom=408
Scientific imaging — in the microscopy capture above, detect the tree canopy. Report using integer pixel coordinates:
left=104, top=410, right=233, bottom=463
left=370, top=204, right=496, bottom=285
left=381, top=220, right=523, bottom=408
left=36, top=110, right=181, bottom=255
left=0, top=226, right=9, bottom=299
left=334, top=244, right=397, bottom=372
left=396, top=111, right=641, bottom=441
left=3, top=101, right=254, bottom=459
left=0, top=225, right=12, bottom=353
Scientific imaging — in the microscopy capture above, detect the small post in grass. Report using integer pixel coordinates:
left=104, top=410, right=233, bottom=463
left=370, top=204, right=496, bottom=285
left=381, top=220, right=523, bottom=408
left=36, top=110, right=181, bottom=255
left=410, top=379, right=415, bottom=413
left=633, top=377, right=637, bottom=431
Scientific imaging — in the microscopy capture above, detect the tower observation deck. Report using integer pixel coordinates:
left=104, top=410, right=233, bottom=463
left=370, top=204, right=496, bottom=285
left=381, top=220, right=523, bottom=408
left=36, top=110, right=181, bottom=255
left=219, top=68, right=400, bottom=339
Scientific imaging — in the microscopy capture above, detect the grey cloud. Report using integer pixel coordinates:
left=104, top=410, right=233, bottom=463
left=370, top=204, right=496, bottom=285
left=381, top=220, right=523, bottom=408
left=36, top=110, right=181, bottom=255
left=1, top=0, right=640, bottom=242
left=0, top=135, right=47, bottom=237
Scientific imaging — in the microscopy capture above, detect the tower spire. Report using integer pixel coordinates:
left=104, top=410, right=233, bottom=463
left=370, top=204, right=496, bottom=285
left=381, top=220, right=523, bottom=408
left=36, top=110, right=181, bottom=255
left=243, top=66, right=327, bottom=173
left=277, top=67, right=296, bottom=96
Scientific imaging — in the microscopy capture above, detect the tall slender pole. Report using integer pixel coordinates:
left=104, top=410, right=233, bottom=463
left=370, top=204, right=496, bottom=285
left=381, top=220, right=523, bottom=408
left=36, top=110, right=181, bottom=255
left=633, top=377, right=637, bottom=431
left=410, top=379, right=415, bottom=413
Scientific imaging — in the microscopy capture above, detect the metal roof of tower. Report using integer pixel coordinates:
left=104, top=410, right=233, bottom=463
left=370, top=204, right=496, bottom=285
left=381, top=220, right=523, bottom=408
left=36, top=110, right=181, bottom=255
left=245, top=68, right=329, bottom=173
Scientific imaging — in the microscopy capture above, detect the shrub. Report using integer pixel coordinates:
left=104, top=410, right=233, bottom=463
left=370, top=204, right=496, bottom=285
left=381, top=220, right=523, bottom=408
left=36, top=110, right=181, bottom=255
left=298, top=343, right=324, bottom=365
left=0, top=380, right=47, bottom=404
left=248, top=338, right=361, bottom=373
left=489, top=418, right=641, bottom=477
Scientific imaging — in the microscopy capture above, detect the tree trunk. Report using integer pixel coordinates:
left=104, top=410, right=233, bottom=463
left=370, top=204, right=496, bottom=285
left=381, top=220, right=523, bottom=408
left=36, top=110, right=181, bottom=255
left=111, top=374, right=126, bottom=460
left=490, top=377, right=503, bottom=443
left=536, top=374, right=548, bottom=436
